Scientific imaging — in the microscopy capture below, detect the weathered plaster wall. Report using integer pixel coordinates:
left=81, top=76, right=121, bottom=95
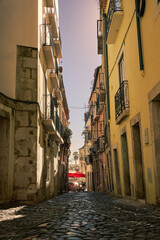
left=0, top=0, right=38, bottom=99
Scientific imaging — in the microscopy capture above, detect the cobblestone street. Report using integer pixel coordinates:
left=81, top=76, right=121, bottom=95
left=0, top=192, right=160, bottom=240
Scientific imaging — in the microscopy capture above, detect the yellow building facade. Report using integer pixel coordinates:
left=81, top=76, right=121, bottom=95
left=100, top=0, right=160, bottom=204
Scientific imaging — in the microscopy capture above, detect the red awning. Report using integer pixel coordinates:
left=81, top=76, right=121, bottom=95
left=69, top=171, right=86, bottom=178
left=68, top=173, right=75, bottom=178
left=74, top=171, right=86, bottom=178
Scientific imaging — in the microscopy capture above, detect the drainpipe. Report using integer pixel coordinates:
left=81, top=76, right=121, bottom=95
left=135, top=0, right=144, bottom=71
left=103, top=13, right=110, bottom=120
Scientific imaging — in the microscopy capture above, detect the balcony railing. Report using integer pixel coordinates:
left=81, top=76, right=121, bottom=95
left=43, top=94, right=55, bottom=121
left=85, top=155, right=93, bottom=165
left=85, top=130, right=92, bottom=143
left=45, top=1, right=59, bottom=38
left=56, top=112, right=63, bottom=138
left=99, top=73, right=105, bottom=102
left=96, top=94, right=104, bottom=116
left=41, top=24, right=55, bottom=55
left=56, top=28, right=62, bottom=47
left=42, top=94, right=64, bottom=141
left=105, top=0, right=123, bottom=44
left=115, top=80, right=129, bottom=123
left=40, top=24, right=55, bottom=69
left=97, top=137, right=105, bottom=152
left=100, top=0, right=107, bottom=9
left=54, top=28, right=62, bottom=59
left=85, top=111, right=90, bottom=123
left=97, top=20, right=103, bottom=54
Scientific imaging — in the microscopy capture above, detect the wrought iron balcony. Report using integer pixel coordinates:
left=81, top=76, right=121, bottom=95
left=85, top=130, right=92, bottom=143
left=92, top=104, right=97, bottom=124
left=54, top=28, right=62, bottom=59
left=97, top=20, right=103, bottom=54
left=55, top=75, right=63, bottom=101
left=115, top=80, right=129, bottom=124
left=43, top=94, right=55, bottom=121
left=42, top=94, right=64, bottom=143
left=45, top=0, right=54, bottom=8
left=97, top=137, right=105, bottom=152
left=55, top=112, right=64, bottom=138
left=85, top=111, right=90, bottom=123
left=85, top=155, right=93, bottom=165
left=40, top=24, right=55, bottom=69
left=99, top=0, right=107, bottom=9
left=45, top=3, right=59, bottom=38
left=42, top=94, right=55, bottom=131
left=105, top=0, right=123, bottom=44
left=96, top=94, right=104, bottom=116
left=99, top=73, right=105, bottom=102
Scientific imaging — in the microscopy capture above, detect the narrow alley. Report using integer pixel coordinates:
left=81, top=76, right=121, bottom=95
left=0, top=192, right=160, bottom=240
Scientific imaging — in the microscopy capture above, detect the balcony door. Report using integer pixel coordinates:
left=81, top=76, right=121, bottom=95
left=121, top=132, right=131, bottom=196
left=118, top=53, right=125, bottom=86
left=132, top=122, right=145, bottom=200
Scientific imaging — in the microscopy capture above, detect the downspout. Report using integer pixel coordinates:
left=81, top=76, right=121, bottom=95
left=103, top=13, right=110, bottom=120
left=135, top=0, right=144, bottom=71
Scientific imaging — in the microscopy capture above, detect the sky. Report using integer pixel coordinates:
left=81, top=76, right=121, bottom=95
left=59, top=0, right=101, bottom=160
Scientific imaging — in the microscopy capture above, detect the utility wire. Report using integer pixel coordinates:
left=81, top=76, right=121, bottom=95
left=69, top=106, right=88, bottom=109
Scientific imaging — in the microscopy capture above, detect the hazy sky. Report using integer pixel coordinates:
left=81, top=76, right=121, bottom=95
left=59, top=0, right=101, bottom=159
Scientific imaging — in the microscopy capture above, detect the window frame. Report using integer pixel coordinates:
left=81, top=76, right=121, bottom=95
left=118, top=53, right=125, bottom=86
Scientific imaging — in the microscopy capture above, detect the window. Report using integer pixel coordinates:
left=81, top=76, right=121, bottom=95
left=118, top=53, right=125, bottom=85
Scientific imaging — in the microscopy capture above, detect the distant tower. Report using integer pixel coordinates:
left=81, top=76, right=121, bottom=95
left=73, top=152, right=78, bottom=165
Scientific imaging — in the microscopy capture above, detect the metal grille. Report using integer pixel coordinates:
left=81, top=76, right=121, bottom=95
left=115, top=80, right=129, bottom=119
left=105, top=0, right=123, bottom=40
left=42, top=94, right=55, bottom=121
left=40, top=24, right=55, bottom=56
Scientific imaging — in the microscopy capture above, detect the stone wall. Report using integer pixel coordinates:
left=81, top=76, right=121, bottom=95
left=16, top=45, right=37, bottom=102
left=13, top=102, right=38, bottom=201
left=12, top=45, right=38, bottom=201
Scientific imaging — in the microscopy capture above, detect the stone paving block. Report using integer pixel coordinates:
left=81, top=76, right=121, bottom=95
left=0, top=192, right=160, bottom=239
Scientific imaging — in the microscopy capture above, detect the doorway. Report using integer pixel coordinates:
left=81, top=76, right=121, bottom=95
left=121, top=132, right=131, bottom=196
left=113, top=148, right=122, bottom=195
left=132, top=122, right=145, bottom=199
left=150, top=94, right=160, bottom=202
left=0, top=116, right=10, bottom=201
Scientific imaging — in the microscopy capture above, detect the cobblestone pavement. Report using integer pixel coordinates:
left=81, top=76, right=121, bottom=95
left=0, top=192, right=160, bottom=240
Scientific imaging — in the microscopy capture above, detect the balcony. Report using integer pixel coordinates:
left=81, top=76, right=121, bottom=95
left=45, top=6, right=59, bottom=38
left=115, top=80, right=129, bottom=124
left=54, top=28, right=62, bottom=59
left=85, top=155, right=93, bottom=165
left=100, top=0, right=107, bottom=9
left=42, top=94, right=64, bottom=143
left=49, top=59, right=59, bottom=89
left=97, top=137, right=105, bottom=152
left=99, top=73, right=105, bottom=102
left=85, top=111, right=90, bottom=124
left=55, top=112, right=64, bottom=141
left=92, top=105, right=98, bottom=125
left=96, top=95, right=104, bottom=116
left=92, top=141, right=98, bottom=155
left=85, top=130, right=92, bottom=143
left=46, top=0, right=54, bottom=7
left=40, top=24, right=55, bottom=69
left=97, top=20, right=103, bottom=54
left=55, top=76, right=63, bottom=101
left=105, top=0, right=123, bottom=44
